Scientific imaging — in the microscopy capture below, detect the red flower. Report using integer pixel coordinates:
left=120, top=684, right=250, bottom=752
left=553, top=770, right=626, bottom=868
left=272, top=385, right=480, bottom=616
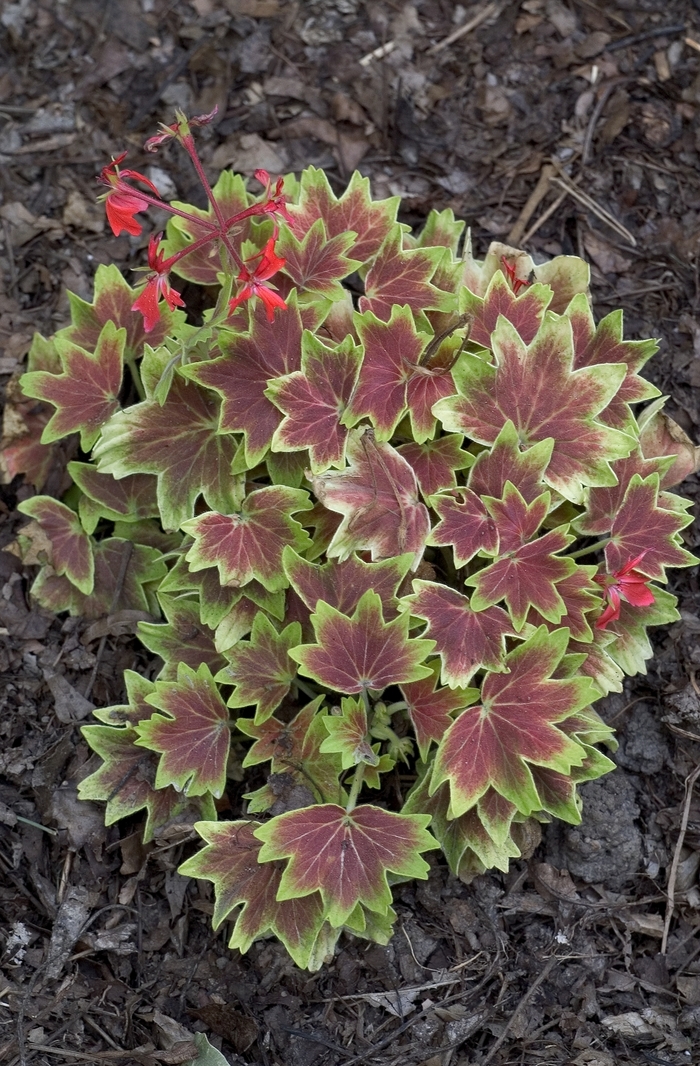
left=132, top=234, right=185, bottom=332
left=229, top=236, right=287, bottom=322
left=501, top=256, right=530, bottom=296
left=594, top=552, right=655, bottom=630
left=98, top=152, right=161, bottom=237
left=253, top=168, right=295, bottom=227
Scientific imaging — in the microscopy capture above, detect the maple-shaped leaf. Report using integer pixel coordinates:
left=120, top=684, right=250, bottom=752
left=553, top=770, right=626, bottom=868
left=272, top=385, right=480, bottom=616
left=179, top=820, right=326, bottom=968
left=217, top=613, right=302, bottom=723
left=397, top=435, right=471, bottom=498
left=238, top=696, right=324, bottom=768
left=434, top=314, right=634, bottom=503
left=181, top=486, right=313, bottom=593
left=344, top=305, right=457, bottom=443
left=403, top=580, right=517, bottom=687
left=567, top=294, right=660, bottom=433
left=360, top=226, right=456, bottom=322
left=57, top=263, right=182, bottom=362
left=20, top=321, right=125, bottom=450
left=467, top=524, right=576, bottom=630
left=92, top=371, right=238, bottom=532
left=312, top=428, right=430, bottom=566
left=320, top=697, right=378, bottom=768
left=532, top=728, right=615, bottom=825
left=400, top=661, right=477, bottom=760
left=638, top=397, right=700, bottom=489
left=604, top=473, right=696, bottom=580
left=68, top=462, right=160, bottom=534
left=277, top=218, right=361, bottom=301
left=603, top=583, right=680, bottom=676
left=416, top=208, right=466, bottom=253
left=468, top=420, right=553, bottom=504
left=267, top=332, right=362, bottom=474
left=460, top=269, right=553, bottom=347
left=430, top=627, right=595, bottom=817
left=254, top=803, right=437, bottom=925
left=527, top=565, right=603, bottom=642
left=135, top=663, right=230, bottom=798
left=287, top=166, right=400, bottom=263
left=158, top=555, right=280, bottom=631
left=291, top=589, right=434, bottom=695
left=80, top=671, right=215, bottom=842
left=183, top=293, right=304, bottom=468
left=428, top=488, right=500, bottom=566
left=138, top=593, right=227, bottom=681
left=0, top=334, right=63, bottom=489
left=31, top=537, right=165, bottom=619
left=574, top=448, right=673, bottom=536
left=18, top=496, right=94, bottom=594
left=283, top=546, right=411, bottom=620
left=163, top=170, right=251, bottom=285
left=404, top=773, right=519, bottom=875
left=240, top=700, right=346, bottom=806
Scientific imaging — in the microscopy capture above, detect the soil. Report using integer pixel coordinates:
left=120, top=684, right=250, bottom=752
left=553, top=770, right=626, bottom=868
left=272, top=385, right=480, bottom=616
left=1, top=2, right=700, bottom=1065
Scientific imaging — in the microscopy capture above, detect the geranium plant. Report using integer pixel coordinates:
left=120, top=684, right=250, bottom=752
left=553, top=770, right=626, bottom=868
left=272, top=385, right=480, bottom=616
left=3, top=111, right=697, bottom=970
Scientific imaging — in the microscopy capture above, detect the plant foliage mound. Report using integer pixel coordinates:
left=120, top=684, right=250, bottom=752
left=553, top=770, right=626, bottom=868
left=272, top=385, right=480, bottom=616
left=3, top=111, right=697, bottom=970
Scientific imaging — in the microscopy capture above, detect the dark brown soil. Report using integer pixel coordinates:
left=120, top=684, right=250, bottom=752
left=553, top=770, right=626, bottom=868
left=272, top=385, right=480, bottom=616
left=1, top=2, right=699, bottom=1065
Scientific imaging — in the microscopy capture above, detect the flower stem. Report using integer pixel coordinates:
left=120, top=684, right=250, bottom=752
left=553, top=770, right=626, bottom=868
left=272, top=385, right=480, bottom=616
left=567, top=537, right=612, bottom=560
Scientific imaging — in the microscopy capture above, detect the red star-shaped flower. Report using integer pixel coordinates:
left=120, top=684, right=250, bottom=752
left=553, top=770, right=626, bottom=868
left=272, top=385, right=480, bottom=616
left=594, top=552, right=655, bottom=630
left=98, top=152, right=162, bottom=237
left=132, top=234, right=185, bottom=333
left=229, top=235, right=287, bottom=322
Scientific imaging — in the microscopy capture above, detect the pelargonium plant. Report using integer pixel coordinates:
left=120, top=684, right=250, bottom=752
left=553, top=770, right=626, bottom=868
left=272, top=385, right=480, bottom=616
left=3, top=110, right=697, bottom=970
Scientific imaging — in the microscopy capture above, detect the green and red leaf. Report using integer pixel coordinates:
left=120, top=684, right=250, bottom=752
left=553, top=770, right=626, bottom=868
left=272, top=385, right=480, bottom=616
left=312, top=428, right=430, bottom=565
left=428, top=488, right=499, bottom=566
left=217, top=613, right=302, bottom=723
left=254, top=803, right=437, bottom=925
left=288, top=167, right=400, bottom=263
left=20, top=321, right=125, bottom=450
left=277, top=219, right=361, bottom=301
left=80, top=671, right=215, bottom=841
left=136, top=663, right=230, bottom=797
left=468, top=420, right=553, bottom=504
left=460, top=270, right=552, bottom=347
left=283, top=546, right=411, bottom=620
left=138, top=593, right=227, bottom=681
left=397, top=434, right=470, bottom=497
left=431, top=627, right=595, bottom=817
left=604, top=473, right=696, bottom=580
left=179, top=820, right=326, bottom=968
left=163, top=171, right=251, bottom=285
left=291, top=589, right=434, bottom=695
left=403, top=580, right=517, bottom=686
left=527, top=565, right=602, bottom=642
left=181, top=486, right=312, bottom=593
left=68, top=462, right=160, bottom=534
left=18, top=496, right=94, bottom=594
left=58, top=263, right=181, bottom=361
left=434, top=314, right=634, bottom=503
left=400, top=661, right=477, bottom=761
left=361, top=226, right=456, bottom=322
left=320, top=696, right=377, bottom=768
left=267, top=332, right=362, bottom=473
left=92, top=372, right=239, bottom=531
left=184, top=293, right=305, bottom=467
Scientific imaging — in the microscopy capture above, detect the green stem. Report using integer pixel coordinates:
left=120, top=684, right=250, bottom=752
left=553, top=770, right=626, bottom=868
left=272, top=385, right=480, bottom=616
left=567, top=537, right=612, bottom=560
left=295, top=677, right=319, bottom=701
left=345, top=762, right=366, bottom=815
left=385, top=700, right=408, bottom=714
left=125, top=355, right=146, bottom=401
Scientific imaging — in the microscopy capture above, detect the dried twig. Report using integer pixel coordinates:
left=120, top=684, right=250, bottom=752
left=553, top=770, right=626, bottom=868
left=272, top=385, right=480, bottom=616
left=521, top=188, right=569, bottom=244
left=661, top=764, right=700, bottom=954
left=606, top=23, right=686, bottom=53
left=428, top=2, right=500, bottom=55
left=507, top=164, right=554, bottom=246
left=549, top=170, right=636, bottom=247
left=359, top=41, right=396, bottom=67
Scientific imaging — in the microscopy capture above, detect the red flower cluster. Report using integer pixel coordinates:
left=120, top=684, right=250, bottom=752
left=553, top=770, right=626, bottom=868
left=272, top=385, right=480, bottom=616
left=501, top=256, right=530, bottom=296
left=595, top=553, right=655, bottom=630
left=96, top=114, right=292, bottom=332
left=229, top=234, right=287, bottom=322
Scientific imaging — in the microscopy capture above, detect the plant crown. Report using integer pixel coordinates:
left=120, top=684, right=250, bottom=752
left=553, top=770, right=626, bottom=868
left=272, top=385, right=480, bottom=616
left=3, top=111, right=697, bottom=970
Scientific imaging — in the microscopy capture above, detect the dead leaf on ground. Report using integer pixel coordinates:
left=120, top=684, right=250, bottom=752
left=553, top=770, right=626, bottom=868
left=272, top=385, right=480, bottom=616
left=190, top=1003, right=258, bottom=1053
left=583, top=230, right=632, bottom=274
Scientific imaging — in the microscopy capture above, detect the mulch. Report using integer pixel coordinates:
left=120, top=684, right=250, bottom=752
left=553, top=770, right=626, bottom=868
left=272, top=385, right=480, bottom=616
left=1, top=2, right=700, bottom=1064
